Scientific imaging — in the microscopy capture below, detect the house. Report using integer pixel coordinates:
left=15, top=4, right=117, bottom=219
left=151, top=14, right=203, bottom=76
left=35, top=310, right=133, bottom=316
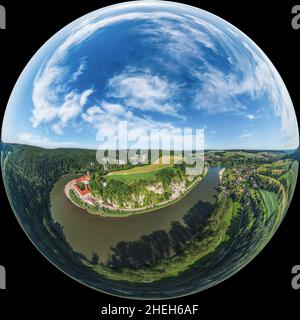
left=84, top=198, right=96, bottom=205
left=73, top=174, right=91, bottom=197
left=75, top=175, right=90, bottom=183
left=74, top=184, right=90, bottom=197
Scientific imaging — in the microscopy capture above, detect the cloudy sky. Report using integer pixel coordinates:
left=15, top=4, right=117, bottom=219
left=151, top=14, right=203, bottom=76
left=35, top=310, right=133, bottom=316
left=2, top=1, right=299, bottom=150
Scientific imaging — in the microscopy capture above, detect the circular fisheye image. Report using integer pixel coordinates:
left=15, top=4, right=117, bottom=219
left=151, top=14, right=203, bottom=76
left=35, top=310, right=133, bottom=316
left=1, top=1, right=299, bottom=299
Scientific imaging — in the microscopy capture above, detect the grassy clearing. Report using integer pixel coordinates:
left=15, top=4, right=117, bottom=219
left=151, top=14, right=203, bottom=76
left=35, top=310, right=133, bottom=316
left=107, top=162, right=170, bottom=175
left=259, top=190, right=278, bottom=218
left=279, top=160, right=298, bottom=200
left=257, top=173, right=287, bottom=228
left=259, top=160, right=290, bottom=171
left=105, top=168, right=162, bottom=184
left=107, top=155, right=181, bottom=175
left=106, top=155, right=183, bottom=184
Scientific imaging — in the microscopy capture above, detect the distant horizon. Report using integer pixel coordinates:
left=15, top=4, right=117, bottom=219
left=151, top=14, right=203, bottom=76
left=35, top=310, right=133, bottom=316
left=1, top=141, right=298, bottom=152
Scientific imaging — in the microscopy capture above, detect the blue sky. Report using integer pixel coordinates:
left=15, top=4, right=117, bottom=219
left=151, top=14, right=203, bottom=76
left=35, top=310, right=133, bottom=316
left=2, top=1, right=299, bottom=150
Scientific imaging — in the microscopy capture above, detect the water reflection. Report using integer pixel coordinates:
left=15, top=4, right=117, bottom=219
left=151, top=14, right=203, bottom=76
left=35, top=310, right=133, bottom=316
left=50, top=167, right=221, bottom=263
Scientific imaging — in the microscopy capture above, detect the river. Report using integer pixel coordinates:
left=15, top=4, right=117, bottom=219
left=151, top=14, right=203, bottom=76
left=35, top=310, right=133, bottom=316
left=50, top=166, right=221, bottom=264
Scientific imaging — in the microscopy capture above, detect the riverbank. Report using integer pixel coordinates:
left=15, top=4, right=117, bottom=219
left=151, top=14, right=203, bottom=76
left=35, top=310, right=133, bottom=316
left=219, top=168, right=225, bottom=181
left=52, top=166, right=222, bottom=263
left=64, top=167, right=209, bottom=218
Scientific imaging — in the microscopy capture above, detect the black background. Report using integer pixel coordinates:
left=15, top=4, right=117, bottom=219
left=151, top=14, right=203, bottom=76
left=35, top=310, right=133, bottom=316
left=0, top=0, right=299, bottom=318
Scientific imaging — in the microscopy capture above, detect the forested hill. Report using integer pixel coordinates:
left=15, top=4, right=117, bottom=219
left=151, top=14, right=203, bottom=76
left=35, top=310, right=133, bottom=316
left=1, top=143, right=105, bottom=179
left=283, top=146, right=300, bottom=161
left=0, top=143, right=115, bottom=289
left=89, top=163, right=198, bottom=210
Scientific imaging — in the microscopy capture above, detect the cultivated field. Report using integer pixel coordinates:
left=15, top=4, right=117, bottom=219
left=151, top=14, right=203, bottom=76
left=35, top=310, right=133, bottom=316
left=106, top=155, right=183, bottom=184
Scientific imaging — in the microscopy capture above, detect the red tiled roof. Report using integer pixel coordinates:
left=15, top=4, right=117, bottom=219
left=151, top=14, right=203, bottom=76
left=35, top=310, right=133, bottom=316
left=74, top=184, right=90, bottom=196
left=75, top=175, right=90, bottom=183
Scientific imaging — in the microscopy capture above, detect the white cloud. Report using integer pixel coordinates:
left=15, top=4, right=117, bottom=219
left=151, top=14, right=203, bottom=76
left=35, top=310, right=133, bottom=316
left=31, top=86, right=93, bottom=135
left=140, top=15, right=216, bottom=59
left=81, top=105, right=103, bottom=123
left=81, top=101, right=188, bottom=149
left=19, top=133, right=81, bottom=149
left=30, top=10, right=195, bottom=136
left=242, top=41, right=299, bottom=148
left=246, top=114, right=255, bottom=121
left=28, top=3, right=298, bottom=150
left=190, top=29, right=299, bottom=149
left=82, top=101, right=172, bottom=132
left=240, top=132, right=254, bottom=139
left=192, top=46, right=279, bottom=115
left=101, top=101, right=125, bottom=115
left=193, top=66, right=248, bottom=113
left=71, top=60, right=86, bottom=82
left=107, top=69, right=183, bottom=117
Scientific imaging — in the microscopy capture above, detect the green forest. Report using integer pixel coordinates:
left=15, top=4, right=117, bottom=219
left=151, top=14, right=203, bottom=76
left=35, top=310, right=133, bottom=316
left=1, top=143, right=298, bottom=290
left=89, top=163, right=199, bottom=211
